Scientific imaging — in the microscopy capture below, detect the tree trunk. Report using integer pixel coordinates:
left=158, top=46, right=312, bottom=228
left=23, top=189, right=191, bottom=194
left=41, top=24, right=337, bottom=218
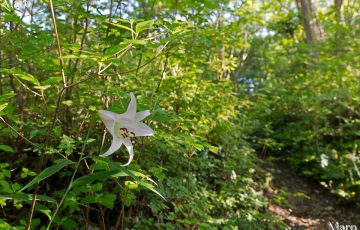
left=335, top=0, right=345, bottom=25
left=296, top=0, right=322, bottom=44
left=296, top=0, right=322, bottom=60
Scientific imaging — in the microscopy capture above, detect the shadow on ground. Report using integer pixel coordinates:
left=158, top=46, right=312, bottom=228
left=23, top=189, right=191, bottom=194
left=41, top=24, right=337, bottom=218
left=262, top=159, right=360, bottom=229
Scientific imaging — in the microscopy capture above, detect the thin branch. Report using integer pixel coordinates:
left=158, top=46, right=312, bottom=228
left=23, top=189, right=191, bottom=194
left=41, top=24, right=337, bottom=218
left=0, top=116, right=37, bottom=147
left=49, top=0, right=66, bottom=87
left=155, top=54, right=169, bottom=93
left=66, top=47, right=167, bottom=89
left=46, top=124, right=93, bottom=230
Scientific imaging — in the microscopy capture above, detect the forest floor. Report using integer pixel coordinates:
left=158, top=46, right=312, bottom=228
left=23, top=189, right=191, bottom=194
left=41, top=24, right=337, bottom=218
left=261, top=158, right=360, bottom=229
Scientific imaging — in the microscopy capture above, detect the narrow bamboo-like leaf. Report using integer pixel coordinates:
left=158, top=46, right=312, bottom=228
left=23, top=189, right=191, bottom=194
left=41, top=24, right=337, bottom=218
left=0, top=144, right=15, bottom=153
left=19, top=159, right=75, bottom=192
left=131, top=39, right=147, bottom=45
left=108, top=162, right=142, bottom=182
left=104, top=43, right=130, bottom=58
left=35, top=203, right=52, bottom=220
left=0, top=103, right=8, bottom=112
left=113, top=17, right=130, bottom=23
left=0, top=68, right=40, bottom=86
left=105, top=22, right=134, bottom=33
left=139, top=181, right=166, bottom=200
left=85, top=156, right=158, bottom=185
left=71, top=170, right=128, bottom=188
left=0, top=93, right=16, bottom=102
left=129, top=170, right=157, bottom=185
left=0, top=193, right=57, bottom=203
left=87, top=157, right=140, bottom=181
left=11, top=71, right=39, bottom=86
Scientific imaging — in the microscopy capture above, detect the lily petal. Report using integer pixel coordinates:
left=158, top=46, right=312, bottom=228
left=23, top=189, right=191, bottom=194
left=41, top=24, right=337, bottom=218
left=98, top=110, right=118, bottom=135
left=98, top=110, right=118, bottom=120
left=122, top=138, right=134, bottom=166
left=100, top=137, right=123, bottom=157
left=135, top=110, right=150, bottom=121
left=124, top=92, right=137, bottom=118
left=124, top=121, right=154, bottom=137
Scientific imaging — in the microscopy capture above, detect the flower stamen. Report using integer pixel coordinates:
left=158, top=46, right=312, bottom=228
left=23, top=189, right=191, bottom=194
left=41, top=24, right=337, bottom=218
left=120, top=127, right=129, bottom=133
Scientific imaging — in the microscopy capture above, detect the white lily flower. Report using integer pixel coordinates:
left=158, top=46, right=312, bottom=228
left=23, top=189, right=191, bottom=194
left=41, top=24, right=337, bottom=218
left=98, top=93, right=154, bottom=166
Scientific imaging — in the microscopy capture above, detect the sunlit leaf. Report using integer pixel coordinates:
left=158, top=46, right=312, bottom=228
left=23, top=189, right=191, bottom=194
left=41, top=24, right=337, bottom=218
left=0, top=144, right=14, bottom=153
left=135, top=20, right=154, bottom=34
left=0, top=103, right=8, bottom=112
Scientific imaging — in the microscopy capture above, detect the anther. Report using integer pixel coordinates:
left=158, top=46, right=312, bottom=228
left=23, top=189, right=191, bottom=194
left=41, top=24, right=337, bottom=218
left=120, top=128, right=129, bottom=133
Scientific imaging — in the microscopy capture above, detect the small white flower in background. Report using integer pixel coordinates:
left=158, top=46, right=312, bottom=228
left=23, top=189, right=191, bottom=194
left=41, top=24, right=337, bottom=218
left=320, top=153, right=329, bottom=168
left=230, top=170, right=237, bottom=180
left=98, top=93, right=154, bottom=166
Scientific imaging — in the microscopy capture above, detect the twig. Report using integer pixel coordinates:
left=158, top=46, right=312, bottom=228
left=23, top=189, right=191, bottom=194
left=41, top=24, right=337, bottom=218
left=155, top=54, right=169, bottom=93
left=67, top=44, right=169, bottom=89
left=0, top=116, right=37, bottom=147
left=113, top=180, right=124, bottom=230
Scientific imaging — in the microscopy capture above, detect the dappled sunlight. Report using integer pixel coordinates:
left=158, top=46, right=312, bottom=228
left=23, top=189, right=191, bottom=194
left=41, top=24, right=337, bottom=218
left=0, top=0, right=359, bottom=229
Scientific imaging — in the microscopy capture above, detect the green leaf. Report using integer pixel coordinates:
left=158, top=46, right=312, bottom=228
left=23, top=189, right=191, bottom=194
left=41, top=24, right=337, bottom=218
left=139, top=181, right=166, bottom=201
left=0, top=144, right=14, bottom=153
left=71, top=170, right=127, bottom=188
left=99, top=194, right=116, bottom=209
left=193, top=144, right=204, bottom=151
left=0, top=163, right=9, bottom=168
left=62, top=217, right=77, bottom=228
left=0, top=193, right=57, bottom=203
left=104, top=43, right=130, bottom=58
left=209, top=146, right=218, bottom=154
left=0, top=180, right=11, bottom=192
left=34, top=85, right=51, bottom=91
left=151, top=109, right=178, bottom=122
left=0, top=103, right=8, bottom=112
left=80, top=195, right=96, bottom=205
left=62, top=100, right=73, bottom=107
left=0, top=68, right=40, bottom=86
left=113, top=17, right=130, bottom=23
left=135, top=20, right=154, bottom=34
left=0, top=93, right=16, bottom=102
left=0, top=219, right=13, bottom=230
left=87, top=157, right=159, bottom=185
left=130, top=39, right=147, bottom=45
left=125, top=181, right=138, bottom=190
left=35, top=203, right=52, bottom=220
left=105, top=21, right=134, bottom=33
left=42, top=77, right=62, bottom=85
left=11, top=183, right=20, bottom=191
left=16, top=72, right=40, bottom=85
left=19, top=159, right=75, bottom=192
left=62, top=54, right=94, bottom=61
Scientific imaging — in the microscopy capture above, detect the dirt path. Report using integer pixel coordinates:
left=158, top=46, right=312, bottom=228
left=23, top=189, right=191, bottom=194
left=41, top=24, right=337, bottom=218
left=262, top=159, right=360, bottom=229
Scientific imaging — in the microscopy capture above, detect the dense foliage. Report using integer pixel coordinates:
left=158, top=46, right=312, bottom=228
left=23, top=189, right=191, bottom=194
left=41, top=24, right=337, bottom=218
left=245, top=0, right=360, bottom=202
left=0, top=0, right=358, bottom=229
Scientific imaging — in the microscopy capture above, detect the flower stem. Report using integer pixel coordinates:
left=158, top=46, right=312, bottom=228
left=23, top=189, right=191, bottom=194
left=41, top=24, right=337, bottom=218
left=46, top=124, right=92, bottom=229
left=46, top=154, right=83, bottom=230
